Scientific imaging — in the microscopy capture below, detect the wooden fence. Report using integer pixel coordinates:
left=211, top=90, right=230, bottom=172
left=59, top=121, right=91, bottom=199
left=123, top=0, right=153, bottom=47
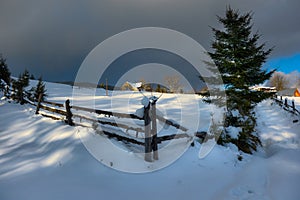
left=26, top=94, right=191, bottom=162
left=273, top=95, right=300, bottom=116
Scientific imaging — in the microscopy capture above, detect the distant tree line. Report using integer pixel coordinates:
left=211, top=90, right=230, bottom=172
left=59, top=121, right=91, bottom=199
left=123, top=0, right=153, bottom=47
left=0, top=55, right=47, bottom=104
left=120, top=76, right=184, bottom=93
left=268, top=71, right=300, bottom=91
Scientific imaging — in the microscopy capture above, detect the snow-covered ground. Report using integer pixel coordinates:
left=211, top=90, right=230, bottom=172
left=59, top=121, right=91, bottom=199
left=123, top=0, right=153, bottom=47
left=296, top=98, right=300, bottom=110
left=289, top=97, right=300, bottom=111
left=1, top=82, right=300, bottom=200
left=280, top=96, right=300, bottom=111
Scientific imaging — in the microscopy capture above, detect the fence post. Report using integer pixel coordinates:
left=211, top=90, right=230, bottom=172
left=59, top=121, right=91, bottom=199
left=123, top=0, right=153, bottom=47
left=292, top=100, right=295, bottom=111
left=151, top=101, right=159, bottom=160
left=284, top=98, right=288, bottom=107
left=65, top=99, right=74, bottom=126
left=144, top=103, right=152, bottom=162
left=280, top=96, right=283, bottom=101
left=35, top=93, right=42, bottom=114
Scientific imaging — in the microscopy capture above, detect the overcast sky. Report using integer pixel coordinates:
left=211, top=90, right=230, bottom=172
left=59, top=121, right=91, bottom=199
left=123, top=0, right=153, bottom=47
left=1, top=0, right=300, bottom=82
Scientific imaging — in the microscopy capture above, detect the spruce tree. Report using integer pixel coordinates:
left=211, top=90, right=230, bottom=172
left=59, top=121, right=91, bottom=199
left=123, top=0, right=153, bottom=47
left=20, top=69, right=30, bottom=88
left=0, top=55, right=11, bottom=96
left=34, top=76, right=47, bottom=101
left=30, top=74, right=35, bottom=80
left=13, top=69, right=30, bottom=104
left=156, top=84, right=162, bottom=93
left=208, top=7, right=274, bottom=153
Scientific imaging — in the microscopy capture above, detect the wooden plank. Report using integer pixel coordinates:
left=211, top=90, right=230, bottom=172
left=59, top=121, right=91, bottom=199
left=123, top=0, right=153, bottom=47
left=72, top=105, right=143, bottom=120
left=95, top=129, right=145, bottom=146
left=42, top=100, right=64, bottom=107
left=39, top=104, right=67, bottom=116
left=40, top=113, right=62, bottom=120
left=23, top=98, right=36, bottom=106
left=74, top=122, right=145, bottom=146
left=71, top=105, right=96, bottom=113
left=99, top=120, right=144, bottom=133
left=156, top=115, right=188, bottom=132
left=157, top=133, right=191, bottom=143
left=72, top=114, right=145, bottom=133
left=194, top=131, right=208, bottom=139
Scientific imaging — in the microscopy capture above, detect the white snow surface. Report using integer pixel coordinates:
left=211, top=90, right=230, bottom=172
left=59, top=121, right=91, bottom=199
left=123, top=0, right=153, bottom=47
left=0, top=81, right=300, bottom=200
left=286, top=96, right=300, bottom=111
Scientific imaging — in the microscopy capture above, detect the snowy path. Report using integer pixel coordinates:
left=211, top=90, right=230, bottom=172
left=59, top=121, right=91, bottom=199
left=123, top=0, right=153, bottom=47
left=216, top=100, right=300, bottom=200
left=255, top=100, right=300, bottom=200
left=257, top=100, right=300, bottom=156
left=291, top=97, right=300, bottom=111
left=1, top=97, right=300, bottom=200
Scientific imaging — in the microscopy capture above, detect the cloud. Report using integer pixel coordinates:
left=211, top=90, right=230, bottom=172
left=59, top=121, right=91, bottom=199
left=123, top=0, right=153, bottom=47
left=0, top=0, right=300, bottom=81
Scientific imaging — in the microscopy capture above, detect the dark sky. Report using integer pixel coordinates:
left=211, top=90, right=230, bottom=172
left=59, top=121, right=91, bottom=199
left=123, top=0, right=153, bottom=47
left=1, top=0, right=300, bottom=82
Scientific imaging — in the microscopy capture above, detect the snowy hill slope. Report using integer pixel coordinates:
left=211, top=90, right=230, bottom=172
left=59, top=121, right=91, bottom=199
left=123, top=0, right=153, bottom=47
left=288, top=96, right=300, bottom=111
left=1, top=81, right=300, bottom=200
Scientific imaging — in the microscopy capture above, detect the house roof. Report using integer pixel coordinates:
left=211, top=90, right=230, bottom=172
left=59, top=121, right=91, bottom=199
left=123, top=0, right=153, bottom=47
left=277, top=88, right=299, bottom=96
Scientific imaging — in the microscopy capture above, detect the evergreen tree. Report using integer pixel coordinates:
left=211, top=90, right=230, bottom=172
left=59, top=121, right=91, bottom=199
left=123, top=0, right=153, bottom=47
left=20, top=69, right=30, bottom=88
left=12, top=76, right=22, bottom=103
left=98, top=83, right=105, bottom=89
left=156, top=84, right=162, bottom=92
left=30, top=74, right=35, bottom=80
left=138, top=78, right=147, bottom=91
left=208, top=7, right=274, bottom=153
left=34, top=76, right=47, bottom=101
left=0, top=55, right=11, bottom=96
left=13, top=69, right=30, bottom=104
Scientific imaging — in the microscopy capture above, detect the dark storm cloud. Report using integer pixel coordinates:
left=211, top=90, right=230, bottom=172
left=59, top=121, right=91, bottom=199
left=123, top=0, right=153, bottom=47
left=0, top=0, right=300, bottom=81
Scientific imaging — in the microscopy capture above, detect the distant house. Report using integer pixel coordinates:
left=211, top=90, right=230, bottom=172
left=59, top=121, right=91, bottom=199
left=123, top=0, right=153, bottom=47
left=196, top=86, right=209, bottom=96
left=277, top=88, right=300, bottom=97
left=294, top=88, right=300, bottom=97
left=121, top=81, right=142, bottom=91
left=249, top=86, right=277, bottom=93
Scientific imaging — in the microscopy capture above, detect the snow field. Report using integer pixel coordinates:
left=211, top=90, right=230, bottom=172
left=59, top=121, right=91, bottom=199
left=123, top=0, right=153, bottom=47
left=1, top=81, right=300, bottom=200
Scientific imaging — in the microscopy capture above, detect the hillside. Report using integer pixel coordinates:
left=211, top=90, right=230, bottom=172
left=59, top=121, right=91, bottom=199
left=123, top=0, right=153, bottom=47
left=0, top=81, right=300, bottom=200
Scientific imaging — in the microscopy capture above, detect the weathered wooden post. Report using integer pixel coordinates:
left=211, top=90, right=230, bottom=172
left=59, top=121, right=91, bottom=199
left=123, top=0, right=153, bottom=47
left=35, top=93, right=42, bottom=114
left=284, top=98, right=288, bottom=107
left=65, top=99, right=74, bottom=126
left=151, top=101, right=159, bottom=160
left=144, top=103, right=152, bottom=162
left=280, top=96, right=283, bottom=101
left=292, top=100, right=295, bottom=112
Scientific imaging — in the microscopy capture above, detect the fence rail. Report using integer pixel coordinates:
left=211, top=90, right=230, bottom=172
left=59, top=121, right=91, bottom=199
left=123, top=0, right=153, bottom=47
left=72, top=105, right=143, bottom=120
left=28, top=96, right=191, bottom=162
left=42, top=100, right=64, bottom=108
left=273, top=96, right=300, bottom=116
left=4, top=87, right=194, bottom=162
left=39, top=104, right=67, bottom=116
